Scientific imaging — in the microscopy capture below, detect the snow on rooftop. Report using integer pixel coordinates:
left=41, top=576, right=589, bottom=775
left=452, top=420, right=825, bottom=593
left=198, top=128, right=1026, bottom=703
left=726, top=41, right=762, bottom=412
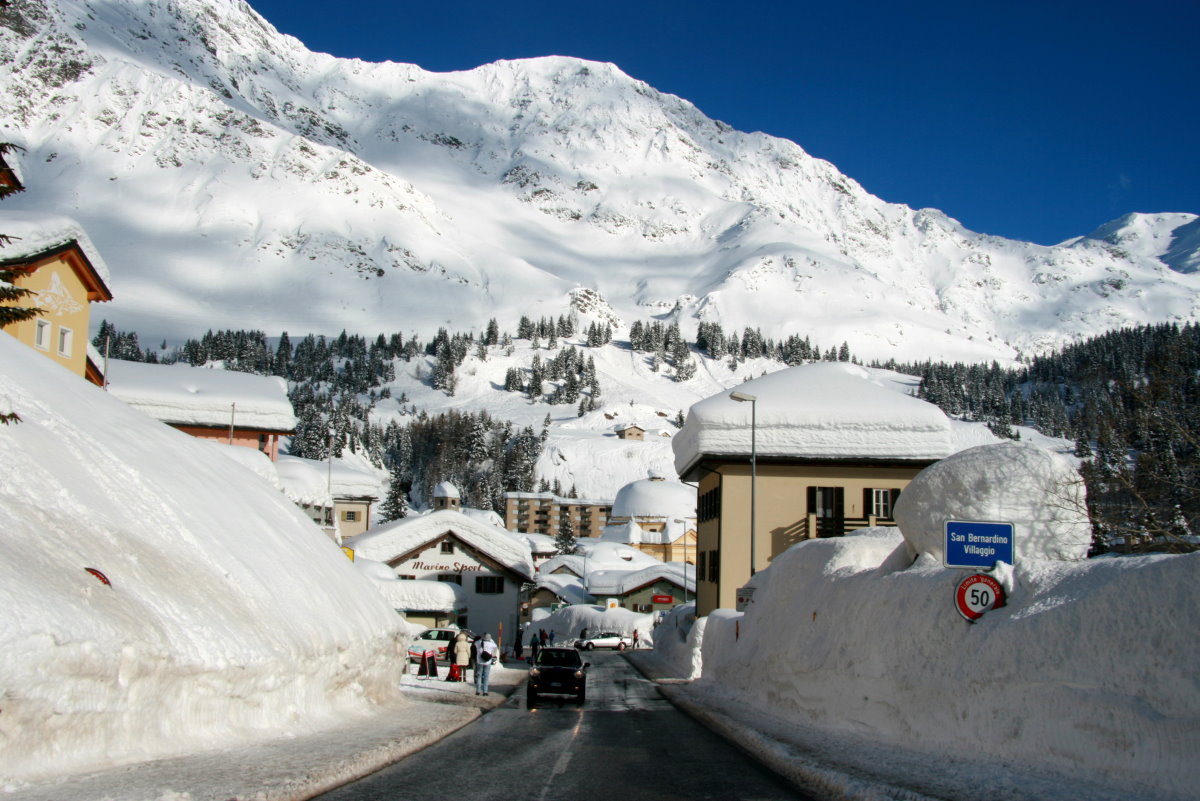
left=277, top=454, right=385, bottom=500
left=600, top=519, right=647, bottom=545
left=432, top=481, right=460, bottom=498
left=674, top=362, right=954, bottom=477
left=105, top=359, right=297, bottom=431
left=273, top=455, right=333, bottom=507
left=0, top=211, right=113, bottom=288
left=461, top=505, right=507, bottom=529
left=586, top=561, right=695, bottom=596
left=535, top=572, right=594, bottom=605
left=350, top=558, right=463, bottom=613
left=574, top=539, right=662, bottom=568
left=610, top=475, right=696, bottom=521
left=346, top=509, right=534, bottom=580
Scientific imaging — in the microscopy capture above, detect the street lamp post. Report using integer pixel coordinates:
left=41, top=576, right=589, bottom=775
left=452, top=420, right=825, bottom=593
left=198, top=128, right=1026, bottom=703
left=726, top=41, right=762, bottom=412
left=729, top=391, right=757, bottom=576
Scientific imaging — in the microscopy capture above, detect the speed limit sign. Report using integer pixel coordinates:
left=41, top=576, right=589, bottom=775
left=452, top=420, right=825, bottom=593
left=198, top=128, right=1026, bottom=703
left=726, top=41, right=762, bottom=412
left=954, top=574, right=1006, bottom=622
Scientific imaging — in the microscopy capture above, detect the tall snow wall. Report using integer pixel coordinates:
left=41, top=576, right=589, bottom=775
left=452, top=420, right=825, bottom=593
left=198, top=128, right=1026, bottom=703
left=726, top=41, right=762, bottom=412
left=699, top=443, right=1199, bottom=798
left=0, top=337, right=408, bottom=785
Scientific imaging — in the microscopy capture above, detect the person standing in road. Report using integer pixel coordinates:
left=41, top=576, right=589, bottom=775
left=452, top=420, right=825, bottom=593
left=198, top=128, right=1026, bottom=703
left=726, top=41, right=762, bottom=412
left=529, top=632, right=540, bottom=662
left=451, top=631, right=471, bottom=682
left=474, top=633, right=497, bottom=695
left=632, top=629, right=639, bottom=649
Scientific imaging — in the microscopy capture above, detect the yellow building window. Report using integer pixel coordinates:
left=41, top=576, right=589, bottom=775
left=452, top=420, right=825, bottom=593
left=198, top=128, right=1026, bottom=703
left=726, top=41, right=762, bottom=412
left=34, top=319, right=50, bottom=350
left=57, top=326, right=73, bottom=358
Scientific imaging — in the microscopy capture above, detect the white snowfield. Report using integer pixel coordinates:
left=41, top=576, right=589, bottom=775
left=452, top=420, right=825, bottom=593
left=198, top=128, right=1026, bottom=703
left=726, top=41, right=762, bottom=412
left=4, top=2, right=1199, bottom=362
left=660, top=440, right=1199, bottom=800
left=0, top=336, right=409, bottom=788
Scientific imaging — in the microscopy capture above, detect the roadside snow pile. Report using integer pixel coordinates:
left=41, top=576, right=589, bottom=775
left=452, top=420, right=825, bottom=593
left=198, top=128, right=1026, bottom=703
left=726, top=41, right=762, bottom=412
left=895, top=441, right=1091, bottom=563
left=650, top=603, right=703, bottom=679
left=698, top=441, right=1199, bottom=798
left=523, top=604, right=654, bottom=648
left=0, top=337, right=408, bottom=788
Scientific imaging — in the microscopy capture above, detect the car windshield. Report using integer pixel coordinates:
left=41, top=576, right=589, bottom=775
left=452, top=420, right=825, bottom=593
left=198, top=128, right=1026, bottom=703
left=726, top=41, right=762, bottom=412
left=536, top=649, right=583, bottom=668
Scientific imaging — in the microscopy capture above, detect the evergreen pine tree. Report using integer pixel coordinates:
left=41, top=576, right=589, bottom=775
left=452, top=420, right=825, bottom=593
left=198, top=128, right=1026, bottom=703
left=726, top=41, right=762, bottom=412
left=0, top=144, right=41, bottom=331
left=554, top=515, right=577, bottom=555
left=379, top=464, right=410, bottom=523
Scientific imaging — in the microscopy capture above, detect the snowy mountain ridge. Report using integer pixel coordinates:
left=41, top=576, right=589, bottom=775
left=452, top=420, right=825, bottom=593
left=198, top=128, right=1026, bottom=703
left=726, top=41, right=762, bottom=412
left=1, top=0, right=1197, bottom=363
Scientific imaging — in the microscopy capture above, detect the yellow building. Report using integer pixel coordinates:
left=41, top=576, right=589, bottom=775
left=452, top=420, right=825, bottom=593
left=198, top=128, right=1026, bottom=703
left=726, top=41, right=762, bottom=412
left=1, top=213, right=113, bottom=385
left=674, top=363, right=954, bottom=616
left=599, top=473, right=697, bottom=564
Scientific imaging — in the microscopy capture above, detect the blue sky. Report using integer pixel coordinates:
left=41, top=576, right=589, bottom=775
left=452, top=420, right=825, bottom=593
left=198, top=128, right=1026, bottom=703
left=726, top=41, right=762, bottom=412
left=248, top=0, right=1198, bottom=246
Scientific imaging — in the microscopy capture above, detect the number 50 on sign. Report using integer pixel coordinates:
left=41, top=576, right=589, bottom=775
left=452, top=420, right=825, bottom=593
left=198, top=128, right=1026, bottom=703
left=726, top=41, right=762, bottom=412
left=954, top=573, right=1006, bottom=622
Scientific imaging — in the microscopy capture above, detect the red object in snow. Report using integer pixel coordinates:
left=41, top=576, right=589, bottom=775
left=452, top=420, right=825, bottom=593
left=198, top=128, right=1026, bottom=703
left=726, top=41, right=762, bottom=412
left=84, top=567, right=111, bottom=587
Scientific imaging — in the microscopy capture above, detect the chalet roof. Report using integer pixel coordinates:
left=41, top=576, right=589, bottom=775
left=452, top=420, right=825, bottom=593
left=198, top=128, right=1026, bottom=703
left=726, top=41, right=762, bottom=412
left=346, top=509, right=535, bottom=581
left=586, top=562, right=695, bottom=596
left=0, top=212, right=113, bottom=299
left=277, top=454, right=384, bottom=501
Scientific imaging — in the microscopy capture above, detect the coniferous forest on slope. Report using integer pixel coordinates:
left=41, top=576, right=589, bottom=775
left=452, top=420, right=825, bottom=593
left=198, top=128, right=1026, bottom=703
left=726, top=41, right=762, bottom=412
left=93, top=319, right=1199, bottom=555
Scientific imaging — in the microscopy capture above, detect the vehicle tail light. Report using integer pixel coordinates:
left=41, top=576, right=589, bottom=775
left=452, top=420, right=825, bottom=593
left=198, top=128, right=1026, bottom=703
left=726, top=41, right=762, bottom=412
left=530, top=668, right=540, bottom=676
left=574, top=670, right=584, bottom=678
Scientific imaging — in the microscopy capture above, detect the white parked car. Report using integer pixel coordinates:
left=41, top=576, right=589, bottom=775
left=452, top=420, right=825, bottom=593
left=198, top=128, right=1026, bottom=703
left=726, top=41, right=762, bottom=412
left=576, top=631, right=633, bottom=650
left=407, top=627, right=473, bottom=662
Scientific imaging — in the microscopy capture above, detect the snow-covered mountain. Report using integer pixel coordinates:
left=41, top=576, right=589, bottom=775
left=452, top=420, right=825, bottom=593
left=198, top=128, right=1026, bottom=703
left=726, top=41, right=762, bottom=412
left=2, top=0, right=1197, bottom=362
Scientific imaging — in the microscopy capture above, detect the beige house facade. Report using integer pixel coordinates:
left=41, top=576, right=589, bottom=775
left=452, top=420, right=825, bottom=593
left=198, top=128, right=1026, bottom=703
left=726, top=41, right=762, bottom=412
left=691, top=460, right=927, bottom=614
left=674, top=363, right=955, bottom=617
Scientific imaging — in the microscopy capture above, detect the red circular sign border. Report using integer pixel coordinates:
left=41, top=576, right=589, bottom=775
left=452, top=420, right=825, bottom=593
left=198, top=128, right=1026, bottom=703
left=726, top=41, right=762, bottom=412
left=955, top=573, right=1005, bottom=622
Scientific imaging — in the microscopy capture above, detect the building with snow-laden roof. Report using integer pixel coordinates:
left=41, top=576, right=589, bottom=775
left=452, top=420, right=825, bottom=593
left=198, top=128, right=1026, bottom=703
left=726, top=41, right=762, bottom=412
left=276, top=454, right=384, bottom=539
left=431, top=481, right=462, bottom=512
left=350, top=556, right=465, bottom=630
left=674, top=362, right=953, bottom=615
left=523, top=542, right=694, bottom=622
left=105, top=359, right=297, bottom=462
left=346, top=509, right=535, bottom=639
left=600, top=473, right=697, bottom=564
left=1, top=212, right=113, bottom=385
left=503, top=491, right=612, bottom=538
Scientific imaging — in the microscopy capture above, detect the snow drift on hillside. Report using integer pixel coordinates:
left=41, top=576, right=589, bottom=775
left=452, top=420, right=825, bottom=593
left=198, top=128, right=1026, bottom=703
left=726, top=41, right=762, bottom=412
left=1, top=0, right=1197, bottom=362
left=0, top=336, right=408, bottom=787
left=692, top=442, right=1199, bottom=799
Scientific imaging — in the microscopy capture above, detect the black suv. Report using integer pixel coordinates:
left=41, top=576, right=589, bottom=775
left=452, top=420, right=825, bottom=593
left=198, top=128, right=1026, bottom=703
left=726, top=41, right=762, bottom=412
left=528, top=647, right=590, bottom=703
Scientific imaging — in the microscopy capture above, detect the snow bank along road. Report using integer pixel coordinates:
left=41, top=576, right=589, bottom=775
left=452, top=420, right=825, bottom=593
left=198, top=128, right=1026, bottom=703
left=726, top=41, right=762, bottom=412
left=312, top=651, right=814, bottom=801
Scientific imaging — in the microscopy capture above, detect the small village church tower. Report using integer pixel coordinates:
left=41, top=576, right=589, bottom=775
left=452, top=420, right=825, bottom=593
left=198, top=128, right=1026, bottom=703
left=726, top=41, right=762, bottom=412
left=432, top=481, right=462, bottom=512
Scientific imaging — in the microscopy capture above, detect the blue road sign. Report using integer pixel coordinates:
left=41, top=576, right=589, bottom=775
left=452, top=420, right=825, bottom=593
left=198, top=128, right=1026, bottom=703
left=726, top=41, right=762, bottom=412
left=944, top=520, right=1014, bottom=569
